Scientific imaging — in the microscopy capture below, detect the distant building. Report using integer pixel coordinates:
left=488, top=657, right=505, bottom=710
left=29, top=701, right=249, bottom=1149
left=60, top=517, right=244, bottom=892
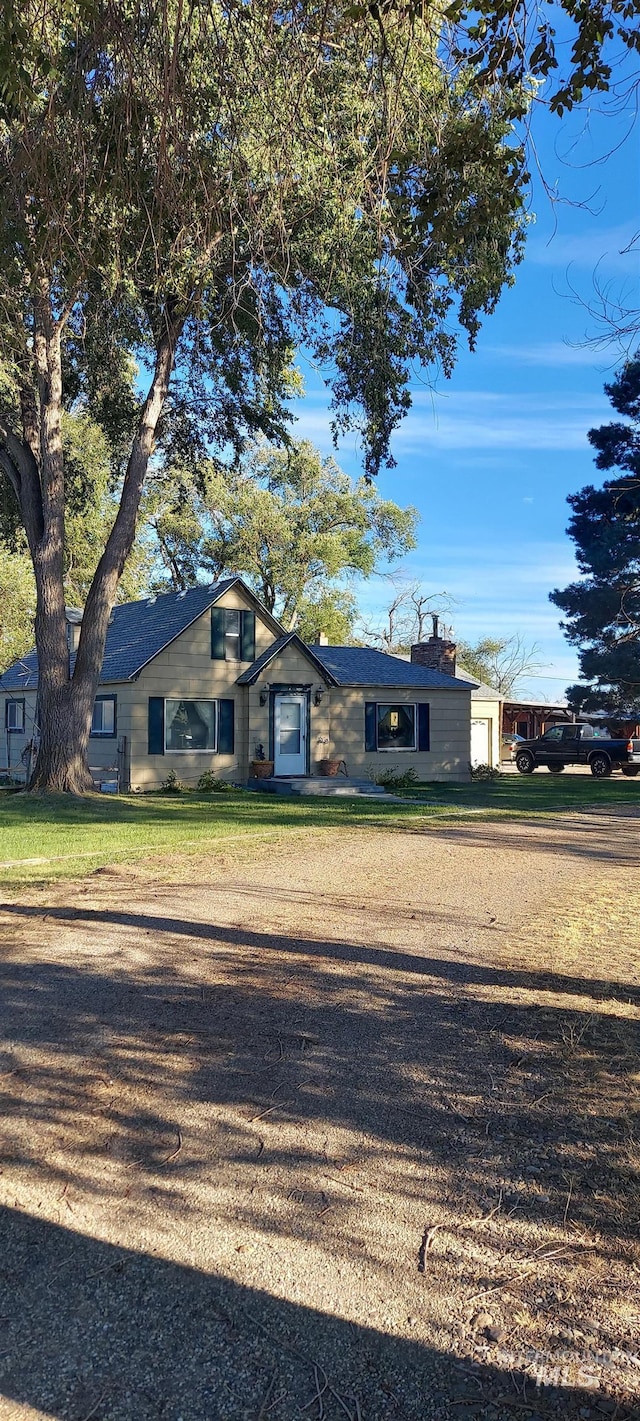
left=502, top=701, right=572, bottom=741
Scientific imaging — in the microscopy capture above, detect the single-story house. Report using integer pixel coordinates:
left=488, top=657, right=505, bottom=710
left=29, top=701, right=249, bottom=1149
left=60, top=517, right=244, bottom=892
left=1, top=577, right=478, bottom=788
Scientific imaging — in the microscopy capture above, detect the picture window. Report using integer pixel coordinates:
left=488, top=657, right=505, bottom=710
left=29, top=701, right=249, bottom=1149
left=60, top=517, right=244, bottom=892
left=377, top=703, right=416, bottom=751
left=165, top=699, right=217, bottom=752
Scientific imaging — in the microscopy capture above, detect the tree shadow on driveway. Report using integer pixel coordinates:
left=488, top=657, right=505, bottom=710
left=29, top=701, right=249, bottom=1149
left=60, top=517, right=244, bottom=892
left=1, top=1205, right=637, bottom=1421
left=0, top=892, right=639, bottom=1419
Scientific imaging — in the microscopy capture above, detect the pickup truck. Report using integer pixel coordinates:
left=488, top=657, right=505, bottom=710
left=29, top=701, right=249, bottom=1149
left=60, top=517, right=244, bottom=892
left=514, top=723, right=640, bottom=778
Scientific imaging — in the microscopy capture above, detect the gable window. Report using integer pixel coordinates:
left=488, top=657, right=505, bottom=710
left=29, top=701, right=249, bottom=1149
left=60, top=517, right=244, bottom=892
left=90, top=695, right=117, bottom=737
left=211, top=607, right=256, bottom=662
left=5, top=699, right=25, bottom=733
left=224, top=609, right=241, bottom=661
left=377, top=703, right=416, bottom=750
left=165, top=699, right=217, bottom=752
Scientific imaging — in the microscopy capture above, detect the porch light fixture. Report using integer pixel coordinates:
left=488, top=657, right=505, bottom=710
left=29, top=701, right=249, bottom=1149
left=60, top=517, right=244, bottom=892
left=314, top=685, right=325, bottom=706
left=259, top=683, right=271, bottom=706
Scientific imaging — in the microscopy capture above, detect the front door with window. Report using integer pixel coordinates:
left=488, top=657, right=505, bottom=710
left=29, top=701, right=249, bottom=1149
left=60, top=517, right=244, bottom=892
left=274, top=692, right=307, bottom=776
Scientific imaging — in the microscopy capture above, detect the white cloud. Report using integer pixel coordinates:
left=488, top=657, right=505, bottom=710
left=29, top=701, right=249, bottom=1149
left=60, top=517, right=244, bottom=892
left=393, top=390, right=608, bottom=453
left=527, top=221, right=639, bottom=273
left=485, top=341, right=614, bottom=368
left=353, top=543, right=582, bottom=685
left=291, top=389, right=610, bottom=456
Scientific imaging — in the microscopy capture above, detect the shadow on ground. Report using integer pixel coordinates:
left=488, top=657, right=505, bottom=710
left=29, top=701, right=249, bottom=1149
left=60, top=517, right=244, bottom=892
left=1, top=1206, right=638, bottom=1421
left=1, top=888, right=639, bottom=1419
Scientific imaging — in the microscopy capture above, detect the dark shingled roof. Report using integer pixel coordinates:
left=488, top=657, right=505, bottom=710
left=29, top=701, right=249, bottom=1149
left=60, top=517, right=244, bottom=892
left=236, top=632, right=339, bottom=686
left=0, top=579, right=249, bottom=691
left=1, top=583, right=475, bottom=694
left=309, top=645, right=473, bottom=688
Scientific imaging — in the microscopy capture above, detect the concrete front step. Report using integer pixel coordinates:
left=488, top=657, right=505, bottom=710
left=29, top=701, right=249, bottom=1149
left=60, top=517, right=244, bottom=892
left=247, top=775, right=388, bottom=798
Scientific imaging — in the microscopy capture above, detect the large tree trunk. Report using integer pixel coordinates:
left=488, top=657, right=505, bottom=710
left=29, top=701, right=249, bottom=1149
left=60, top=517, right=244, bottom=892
left=0, top=293, right=183, bottom=794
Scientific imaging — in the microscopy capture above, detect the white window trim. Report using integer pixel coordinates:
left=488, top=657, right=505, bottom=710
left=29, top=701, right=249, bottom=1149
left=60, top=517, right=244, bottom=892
left=90, top=696, right=116, bottom=737
left=224, top=610, right=241, bottom=662
left=6, top=700, right=25, bottom=733
left=164, top=697, right=219, bottom=753
left=376, top=702, right=417, bottom=752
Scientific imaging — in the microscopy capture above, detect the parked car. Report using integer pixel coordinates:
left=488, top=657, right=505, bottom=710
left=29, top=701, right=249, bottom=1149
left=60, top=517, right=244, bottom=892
left=501, top=733, right=525, bottom=760
left=514, top=723, right=640, bottom=777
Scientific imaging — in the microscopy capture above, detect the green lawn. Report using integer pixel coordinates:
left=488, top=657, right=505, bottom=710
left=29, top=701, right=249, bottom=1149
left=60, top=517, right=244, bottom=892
left=401, top=770, right=640, bottom=813
left=0, top=772, right=637, bottom=885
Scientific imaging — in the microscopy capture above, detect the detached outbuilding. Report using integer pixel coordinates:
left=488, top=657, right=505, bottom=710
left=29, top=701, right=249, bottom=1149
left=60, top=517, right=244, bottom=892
left=2, top=578, right=476, bottom=788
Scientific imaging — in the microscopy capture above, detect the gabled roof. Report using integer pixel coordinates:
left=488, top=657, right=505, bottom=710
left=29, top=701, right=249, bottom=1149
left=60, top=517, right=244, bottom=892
left=236, top=632, right=340, bottom=686
left=455, top=665, right=499, bottom=700
left=0, top=578, right=284, bottom=691
left=309, top=645, right=474, bottom=689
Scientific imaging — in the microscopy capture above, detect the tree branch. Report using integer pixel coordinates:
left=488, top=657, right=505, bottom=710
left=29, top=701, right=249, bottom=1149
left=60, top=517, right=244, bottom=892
left=0, top=413, right=44, bottom=548
left=73, top=308, right=184, bottom=683
left=0, top=447, right=21, bottom=501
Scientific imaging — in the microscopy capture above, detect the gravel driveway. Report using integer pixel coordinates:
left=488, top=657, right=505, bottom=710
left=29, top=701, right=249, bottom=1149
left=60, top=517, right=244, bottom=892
left=0, top=810, right=639, bottom=1421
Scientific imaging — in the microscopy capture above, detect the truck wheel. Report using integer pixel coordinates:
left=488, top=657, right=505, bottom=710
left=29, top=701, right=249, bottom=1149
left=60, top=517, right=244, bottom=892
left=590, top=753, right=612, bottom=778
left=548, top=764, right=565, bottom=774
left=515, top=751, right=535, bottom=774
left=622, top=766, right=639, bottom=777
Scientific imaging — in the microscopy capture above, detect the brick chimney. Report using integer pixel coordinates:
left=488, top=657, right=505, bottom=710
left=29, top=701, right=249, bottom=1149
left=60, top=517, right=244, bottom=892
left=410, top=614, right=456, bottom=677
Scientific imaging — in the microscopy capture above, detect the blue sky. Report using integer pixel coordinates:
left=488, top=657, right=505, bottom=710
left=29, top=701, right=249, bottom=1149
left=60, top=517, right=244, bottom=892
left=288, top=85, right=639, bottom=701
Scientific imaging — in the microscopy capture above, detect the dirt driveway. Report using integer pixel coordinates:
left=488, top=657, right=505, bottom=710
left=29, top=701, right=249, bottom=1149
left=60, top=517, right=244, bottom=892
left=1, top=811, right=639, bottom=1421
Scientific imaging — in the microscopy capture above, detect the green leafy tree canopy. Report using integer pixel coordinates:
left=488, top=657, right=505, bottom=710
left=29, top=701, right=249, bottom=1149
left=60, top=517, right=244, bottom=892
left=0, top=541, right=36, bottom=671
left=0, top=1, right=530, bottom=791
left=150, top=439, right=418, bottom=636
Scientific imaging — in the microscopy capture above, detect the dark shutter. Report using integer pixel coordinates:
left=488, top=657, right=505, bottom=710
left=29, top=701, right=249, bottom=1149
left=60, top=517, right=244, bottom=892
left=418, top=703, right=430, bottom=752
left=218, top=699, right=235, bottom=755
left=211, top=607, right=226, bottom=660
left=240, top=610, right=255, bottom=663
left=364, top=701, right=377, bottom=752
left=148, top=697, right=165, bottom=755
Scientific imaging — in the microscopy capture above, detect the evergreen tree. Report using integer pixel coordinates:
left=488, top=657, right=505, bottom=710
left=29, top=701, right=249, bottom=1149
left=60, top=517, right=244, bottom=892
left=551, top=356, right=640, bottom=714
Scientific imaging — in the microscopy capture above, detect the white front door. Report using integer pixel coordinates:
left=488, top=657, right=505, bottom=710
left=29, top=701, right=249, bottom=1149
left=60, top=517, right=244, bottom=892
left=274, top=693, right=307, bottom=776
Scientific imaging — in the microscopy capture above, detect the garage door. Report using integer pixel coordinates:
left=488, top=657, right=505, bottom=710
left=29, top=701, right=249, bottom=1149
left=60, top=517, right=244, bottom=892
left=471, top=718, right=491, bottom=768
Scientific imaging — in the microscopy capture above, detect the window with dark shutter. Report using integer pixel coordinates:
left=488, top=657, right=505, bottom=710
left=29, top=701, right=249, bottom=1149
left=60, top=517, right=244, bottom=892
left=418, top=703, right=430, bottom=751
left=211, top=607, right=225, bottom=660
left=240, top=610, right=255, bottom=663
left=377, top=704, right=416, bottom=750
left=212, top=606, right=255, bottom=661
left=364, top=702, right=377, bottom=752
left=218, top=700, right=235, bottom=754
left=224, top=609, right=241, bottom=660
left=148, top=697, right=165, bottom=755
